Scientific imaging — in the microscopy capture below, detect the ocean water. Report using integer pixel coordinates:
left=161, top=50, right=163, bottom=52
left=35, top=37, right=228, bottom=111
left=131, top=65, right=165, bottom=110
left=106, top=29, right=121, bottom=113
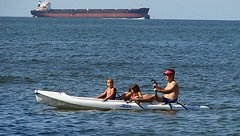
left=0, top=17, right=240, bottom=135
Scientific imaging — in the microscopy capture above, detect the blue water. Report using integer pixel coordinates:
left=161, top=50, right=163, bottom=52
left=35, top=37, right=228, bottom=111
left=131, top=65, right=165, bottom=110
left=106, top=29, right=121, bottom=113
left=0, top=17, right=240, bottom=135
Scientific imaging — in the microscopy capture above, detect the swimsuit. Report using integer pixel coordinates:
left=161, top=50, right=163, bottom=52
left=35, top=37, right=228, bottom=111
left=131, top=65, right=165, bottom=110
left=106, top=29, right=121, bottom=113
left=163, top=96, right=177, bottom=103
left=111, top=89, right=117, bottom=100
left=130, top=93, right=137, bottom=100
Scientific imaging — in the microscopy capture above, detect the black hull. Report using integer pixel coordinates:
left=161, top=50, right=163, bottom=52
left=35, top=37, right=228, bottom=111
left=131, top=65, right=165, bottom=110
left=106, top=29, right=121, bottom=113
left=31, top=8, right=150, bottom=19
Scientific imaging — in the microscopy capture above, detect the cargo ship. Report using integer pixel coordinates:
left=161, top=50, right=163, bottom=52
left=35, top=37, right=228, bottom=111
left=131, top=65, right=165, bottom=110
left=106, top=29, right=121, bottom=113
left=31, top=1, right=150, bottom=19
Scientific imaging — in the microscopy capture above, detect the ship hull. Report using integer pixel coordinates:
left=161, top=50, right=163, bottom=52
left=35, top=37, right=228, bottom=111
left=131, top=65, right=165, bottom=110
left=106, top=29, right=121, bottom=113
left=31, top=8, right=150, bottom=19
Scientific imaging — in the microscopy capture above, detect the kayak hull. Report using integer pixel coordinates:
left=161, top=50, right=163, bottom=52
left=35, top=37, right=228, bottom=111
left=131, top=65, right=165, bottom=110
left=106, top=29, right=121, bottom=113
left=35, top=90, right=210, bottom=110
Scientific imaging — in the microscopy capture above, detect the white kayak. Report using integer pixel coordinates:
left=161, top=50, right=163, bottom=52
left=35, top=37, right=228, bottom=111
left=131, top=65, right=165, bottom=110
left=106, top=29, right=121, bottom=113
left=34, top=90, right=210, bottom=110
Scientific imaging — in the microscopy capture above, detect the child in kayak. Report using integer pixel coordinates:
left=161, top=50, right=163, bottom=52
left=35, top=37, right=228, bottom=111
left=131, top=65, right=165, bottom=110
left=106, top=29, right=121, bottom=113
left=97, top=78, right=117, bottom=101
left=118, top=84, right=143, bottom=102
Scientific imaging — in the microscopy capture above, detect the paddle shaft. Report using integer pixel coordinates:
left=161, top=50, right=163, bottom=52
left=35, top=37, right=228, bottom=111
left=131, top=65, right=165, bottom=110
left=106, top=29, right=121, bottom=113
left=127, top=99, right=145, bottom=110
left=134, top=101, right=145, bottom=110
left=151, top=79, right=158, bottom=96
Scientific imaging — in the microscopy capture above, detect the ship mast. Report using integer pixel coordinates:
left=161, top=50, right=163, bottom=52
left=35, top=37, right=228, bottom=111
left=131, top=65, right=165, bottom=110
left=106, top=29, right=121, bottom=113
left=140, top=0, right=144, bottom=8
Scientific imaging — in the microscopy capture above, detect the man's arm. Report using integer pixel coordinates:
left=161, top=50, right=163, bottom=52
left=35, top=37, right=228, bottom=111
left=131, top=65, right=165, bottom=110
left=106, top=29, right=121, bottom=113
left=155, top=82, right=176, bottom=94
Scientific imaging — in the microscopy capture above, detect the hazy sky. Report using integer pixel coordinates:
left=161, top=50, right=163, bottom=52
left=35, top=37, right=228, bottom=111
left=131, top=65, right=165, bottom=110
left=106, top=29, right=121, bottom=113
left=0, top=0, right=240, bottom=20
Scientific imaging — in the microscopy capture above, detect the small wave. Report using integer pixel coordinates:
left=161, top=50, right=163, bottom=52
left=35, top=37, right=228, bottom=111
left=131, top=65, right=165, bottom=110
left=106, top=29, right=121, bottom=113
left=31, top=59, right=45, bottom=64
left=0, top=76, right=15, bottom=84
left=0, top=76, right=36, bottom=84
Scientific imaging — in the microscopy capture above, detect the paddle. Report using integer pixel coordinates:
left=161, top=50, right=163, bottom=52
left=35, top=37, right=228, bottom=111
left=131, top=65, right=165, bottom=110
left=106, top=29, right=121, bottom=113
left=127, top=99, right=145, bottom=110
left=176, top=101, right=188, bottom=110
left=151, top=79, right=158, bottom=96
left=135, top=101, right=145, bottom=110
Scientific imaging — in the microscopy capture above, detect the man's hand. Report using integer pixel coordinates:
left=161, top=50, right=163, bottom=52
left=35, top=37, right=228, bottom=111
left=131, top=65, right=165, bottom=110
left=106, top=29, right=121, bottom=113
left=153, top=86, right=162, bottom=92
left=152, top=79, right=158, bottom=89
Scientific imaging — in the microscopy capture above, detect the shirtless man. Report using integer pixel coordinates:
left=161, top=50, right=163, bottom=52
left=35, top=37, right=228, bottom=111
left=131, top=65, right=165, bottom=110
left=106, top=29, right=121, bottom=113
left=135, top=69, right=179, bottom=103
left=153, top=69, right=179, bottom=103
left=97, top=78, right=117, bottom=101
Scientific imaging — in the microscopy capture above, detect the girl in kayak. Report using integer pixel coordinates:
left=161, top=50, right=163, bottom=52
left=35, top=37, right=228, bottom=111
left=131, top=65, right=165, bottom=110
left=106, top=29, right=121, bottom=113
left=97, top=78, right=117, bottom=101
left=118, top=84, right=143, bottom=101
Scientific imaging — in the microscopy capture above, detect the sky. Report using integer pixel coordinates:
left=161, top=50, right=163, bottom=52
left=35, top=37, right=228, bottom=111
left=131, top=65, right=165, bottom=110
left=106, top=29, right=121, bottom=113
left=0, top=0, right=240, bottom=20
